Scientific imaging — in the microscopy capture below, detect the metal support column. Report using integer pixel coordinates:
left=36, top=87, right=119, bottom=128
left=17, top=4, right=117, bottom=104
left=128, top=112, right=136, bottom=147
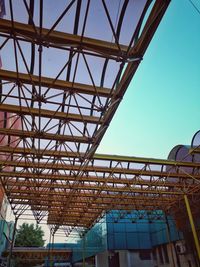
left=184, top=194, right=200, bottom=261
left=47, top=230, right=52, bottom=267
left=8, top=216, right=18, bottom=267
left=51, top=233, right=55, bottom=267
left=82, top=234, right=86, bottom=267
left=165, top=215, right=176, bottom=267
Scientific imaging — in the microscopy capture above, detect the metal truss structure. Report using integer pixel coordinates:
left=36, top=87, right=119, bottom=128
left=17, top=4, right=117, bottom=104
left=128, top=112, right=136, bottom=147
left=2, top=0, right=199, bottom=237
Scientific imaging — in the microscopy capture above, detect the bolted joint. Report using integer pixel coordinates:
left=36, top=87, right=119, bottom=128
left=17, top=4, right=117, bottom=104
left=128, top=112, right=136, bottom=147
left=97, top=104, right=106, bottom=115
left=15, top=80, right=22, bottom=87
left=35, top=130, right=44, bottom=137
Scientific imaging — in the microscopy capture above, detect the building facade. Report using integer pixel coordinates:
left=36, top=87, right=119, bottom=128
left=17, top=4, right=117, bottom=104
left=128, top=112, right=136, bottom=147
left=47, top=210, right=198, bottom=267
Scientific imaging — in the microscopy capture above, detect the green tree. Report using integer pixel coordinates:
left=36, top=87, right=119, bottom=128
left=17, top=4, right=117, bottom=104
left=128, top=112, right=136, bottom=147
left=15, top=223, right=45, bottom=247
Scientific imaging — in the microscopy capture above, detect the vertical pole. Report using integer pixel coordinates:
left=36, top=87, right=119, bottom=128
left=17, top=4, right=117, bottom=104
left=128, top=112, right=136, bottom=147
left=82, top=234, right=86, bottom=267
left=165, top=215, right=176, bottom=267
left=8, top=216, right=18, bottom=267
left=47, top=230, right=52, bottom=267
left=51, top=233, right=55, bottom=267
left=184, top=194, right=200, bottom=261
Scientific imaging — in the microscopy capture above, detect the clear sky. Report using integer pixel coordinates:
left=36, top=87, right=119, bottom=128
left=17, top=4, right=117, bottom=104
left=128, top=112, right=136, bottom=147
left=97, top=0, right=200, bottom=159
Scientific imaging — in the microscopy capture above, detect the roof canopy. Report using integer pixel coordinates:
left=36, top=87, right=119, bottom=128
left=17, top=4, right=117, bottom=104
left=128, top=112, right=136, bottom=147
left=0, top=0, right=189, bottom=235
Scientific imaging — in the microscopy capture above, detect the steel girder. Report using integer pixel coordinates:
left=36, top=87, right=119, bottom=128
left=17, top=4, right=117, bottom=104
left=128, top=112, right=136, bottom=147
left=0, top=0, right=175, bottom=232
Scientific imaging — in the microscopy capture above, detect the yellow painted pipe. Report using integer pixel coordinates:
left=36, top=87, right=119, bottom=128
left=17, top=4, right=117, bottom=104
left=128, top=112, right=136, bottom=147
left=184, top=194, right=200, bottom=261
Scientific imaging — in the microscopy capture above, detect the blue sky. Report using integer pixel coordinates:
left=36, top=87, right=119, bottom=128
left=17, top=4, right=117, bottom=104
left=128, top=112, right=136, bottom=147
left=97, top=0, right=200, bottom=159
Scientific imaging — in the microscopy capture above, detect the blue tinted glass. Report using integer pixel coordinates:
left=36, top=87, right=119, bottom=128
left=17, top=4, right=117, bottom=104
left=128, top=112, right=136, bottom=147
left=114, top=233, right=127, bottom=249
left=126, top=233, right=139, bottom=248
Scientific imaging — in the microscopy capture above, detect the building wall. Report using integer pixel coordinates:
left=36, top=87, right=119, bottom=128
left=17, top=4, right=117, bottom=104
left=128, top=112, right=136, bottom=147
left=95, top=251, right=109, bottom=267
left=95, top=250, right=154, bottom=267
left=67, top=211, right=196, bottom=265
left=0, top=188, right=4, bottom=216
left=118, top=251, right=129, bottom=267
left=0, top=220, right=14, bottom=257
left=106, top=211, right=153, bottom=250
left=127, top=251, right=154, bottom=267
left=95, top=247, right=197, bottom=267
left=152, top=242, right=196, bottom=267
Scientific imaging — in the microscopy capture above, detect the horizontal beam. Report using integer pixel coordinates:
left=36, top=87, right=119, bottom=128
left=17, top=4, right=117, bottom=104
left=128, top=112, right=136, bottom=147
left=0, top=19, right=128, bottom=57
left=190, top=148, right=200, bottom=154
left=0, top=69, right=111, bottom=97
left=4, top=181, right=183, bottom=195
left=47, top=220, right=88, bottom=227
left=5, top=185, right=183, bottom=196
left=1, top=171, right=195, bottom=187
left=0, top=147, right=80, bottom=158
left=0, top=146, right=200, bottom=170
left=0, top=158, right=199, bottom=181
left=93, top=153, right=200, bottom=167
left=47, top=213, right=96, bottom=219
left=0, top=148, right=199, bottom=169
left=14, top=202, right=167, bottom=212
left=0, top=103, right=102, bottom=124
left=18, top=206, right=102, bottom=213
left=11, top=202, right=169, bottom=212
left=8, top=191, right=178, bottom=203
left=0, top=128, right=93, bottom=144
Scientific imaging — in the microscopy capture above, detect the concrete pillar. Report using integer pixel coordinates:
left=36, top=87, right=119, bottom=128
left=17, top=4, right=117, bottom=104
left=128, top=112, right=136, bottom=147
left=95, top=251, right=109, bottom=267
left=118, top=250, right=128, bottom=267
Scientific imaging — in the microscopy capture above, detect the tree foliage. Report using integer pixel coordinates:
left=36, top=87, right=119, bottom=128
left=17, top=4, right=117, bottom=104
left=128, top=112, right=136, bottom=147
left=15, top=223, right=45, bottom=247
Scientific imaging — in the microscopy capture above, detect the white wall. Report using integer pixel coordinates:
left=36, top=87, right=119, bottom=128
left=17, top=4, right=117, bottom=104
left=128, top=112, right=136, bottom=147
left=127, top=251, right=154, bottom=267
left=153, top=243, right=196, bottom=267
left=118, top=250, right=129, bottom=267
left=95, top=250, right=154, bottom=267
left=95, top=245, right=196, bottom=267
left=95, top=251, right=109, bottom=267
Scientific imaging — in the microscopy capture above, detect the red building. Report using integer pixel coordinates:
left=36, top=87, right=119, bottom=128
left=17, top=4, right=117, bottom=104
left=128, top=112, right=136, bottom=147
left=0, top=112, right=22, bottom=219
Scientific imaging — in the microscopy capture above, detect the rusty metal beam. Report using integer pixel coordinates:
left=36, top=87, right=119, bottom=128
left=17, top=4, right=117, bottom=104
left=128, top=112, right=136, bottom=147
left=1, top=176, right=197, bottom=190
left=0, top=147, right=80, bottom=158
left=11, top=203, right=170, bottom=212
left=0, top=148, right=199, bottom=167
left=0, top=104, right=102, bottom=124
left=9, top=193, right=177, bottom=203
left=0, top=158, right=199, bottom=181
left=0, top=128, right=94, bottom=144
left=0, top=171, right=195, bottom=187
left=0, top=0, right=173, bottom=230
left=0, top=19, right=128, bottom=58
left=4, top=184, right=184, bottom=195
left=93, top=153, right=197, bottom=167
left=0, top=69, right=111, bottom=97
left=0, top=146, right=200, bottom=169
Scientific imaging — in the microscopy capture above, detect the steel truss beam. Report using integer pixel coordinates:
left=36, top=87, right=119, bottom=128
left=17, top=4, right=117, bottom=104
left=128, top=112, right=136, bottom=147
left=0, top=171, right=197, bottom=186
left=0, top=128, right=93, bottom=143
left=0, top=104, right=101, bottom=124
left=0, top=69, right=111, bottom=97
left=0, top=0, right=174, bottom=231
left=0, top=19, right=128, bottom=59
